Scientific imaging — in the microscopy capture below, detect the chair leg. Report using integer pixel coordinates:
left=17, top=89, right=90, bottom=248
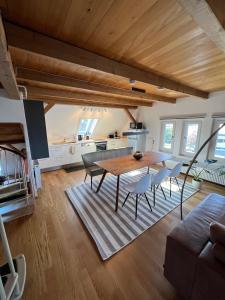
left=175, top=177, right=181, bottom=192
left=153, top=185, right=156, bottom=206
left=122, top=192, right=130, bottom=207
left=84, top=173, right=87, bottom=182
left=170, top=177, right=172, bottom=197
left=144, top=193, right=152, bottom=212
left=135, top=194, right=138, bottom=219
left=160, top=185, right=167, bottom=200
left=91, top=176, right=93, bottom=189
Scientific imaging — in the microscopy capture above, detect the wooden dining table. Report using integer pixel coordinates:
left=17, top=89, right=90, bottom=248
left=95, top=151, right=172, bottom=212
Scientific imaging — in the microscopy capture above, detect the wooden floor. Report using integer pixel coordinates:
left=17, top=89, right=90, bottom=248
left=2, top=168, right=225, bottom=300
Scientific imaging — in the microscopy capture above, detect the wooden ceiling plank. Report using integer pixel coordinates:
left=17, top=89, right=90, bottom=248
left=0, top=14, right=20, bottom=99
left=25, top=85, right=154, bottom=107
left=177, top=0, right=225, bottom=53
left=44, top=102, right=54, bottom=114
left=16, top=67, right=176, bottom=103
left=4, top=21, right=208, bottom=98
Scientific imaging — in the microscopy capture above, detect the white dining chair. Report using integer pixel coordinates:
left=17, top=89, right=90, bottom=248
left=167, top=163, right=182, bottom=197
left=151, top=168, right=170, bottom=206
left=122, top=174, right=152, bottom=219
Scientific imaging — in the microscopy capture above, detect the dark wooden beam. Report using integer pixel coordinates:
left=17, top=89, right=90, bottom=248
left=17, top=67, right=176, bottom=103
left=44, top=103, right=54, bottom=114
left=0, top=15, right=20, bottom=99
left=124, top=108, right=136, bottom=123
left=5, top=22, right=208, bottom=98
left=26, top=86, right=154, bottom=107
left=31, top=97, right=138, bottom=110
left=18, top=68, right=176, bottom=103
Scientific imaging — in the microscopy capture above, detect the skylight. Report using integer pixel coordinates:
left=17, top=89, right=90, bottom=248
left=78, top=119, right=98, bottom=136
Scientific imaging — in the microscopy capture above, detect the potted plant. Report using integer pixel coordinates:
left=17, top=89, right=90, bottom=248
left=190, top=159, right=217, bottom=190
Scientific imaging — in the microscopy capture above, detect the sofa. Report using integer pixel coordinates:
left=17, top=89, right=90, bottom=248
left=164, top=193, right=225, bottom=300
left=82, top=147, right=133, bottom=188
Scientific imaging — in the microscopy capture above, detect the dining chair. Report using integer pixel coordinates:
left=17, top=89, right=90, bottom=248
left=122, top=174, right=152, bottom=219
left=167, top=163, right=182, bottom=197
left=151, top=168, right=169, bottom=206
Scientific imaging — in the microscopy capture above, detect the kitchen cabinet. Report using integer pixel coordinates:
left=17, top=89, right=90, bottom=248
left=107, top=139, right=128, bottom=150
left=39, top=139, right=127, bottom=170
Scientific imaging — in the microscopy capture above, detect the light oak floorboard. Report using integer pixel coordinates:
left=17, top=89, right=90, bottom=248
left=1, top=168, right=225, bottom=300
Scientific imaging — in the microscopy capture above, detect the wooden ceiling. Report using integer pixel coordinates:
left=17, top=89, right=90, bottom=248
left=0, top=0, right=225, bottom=110
left=0, top=123, right=24, bottom=144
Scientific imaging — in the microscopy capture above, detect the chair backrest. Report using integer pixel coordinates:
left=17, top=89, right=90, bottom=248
left=133, top=174, right=151, bottom=194
left=82, top=146, right=133, bottom=168
left=169, top=163, right=182, bottom=177
left=152, top=168, right=169, bottom=185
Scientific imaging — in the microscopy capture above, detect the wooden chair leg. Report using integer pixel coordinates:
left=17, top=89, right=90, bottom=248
left=122, top=192, right=130, bottom=207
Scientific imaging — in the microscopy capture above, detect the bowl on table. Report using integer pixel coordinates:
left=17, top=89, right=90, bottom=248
left=133, top=151, right=143, bottom=160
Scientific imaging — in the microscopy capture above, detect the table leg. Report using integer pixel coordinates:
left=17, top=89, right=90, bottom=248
left=115, top=175, right=120, bottom=212
left=96, top=170, right=107, bottom=193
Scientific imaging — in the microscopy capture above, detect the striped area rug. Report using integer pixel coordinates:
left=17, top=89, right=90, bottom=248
left=66, top=168, right=198, bottom=260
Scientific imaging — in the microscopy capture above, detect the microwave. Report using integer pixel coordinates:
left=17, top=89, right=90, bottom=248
left=130, top=122, right=143, bottom=129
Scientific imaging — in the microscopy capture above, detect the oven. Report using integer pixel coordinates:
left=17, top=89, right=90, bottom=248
left=95, top=141, right=107, bottom=151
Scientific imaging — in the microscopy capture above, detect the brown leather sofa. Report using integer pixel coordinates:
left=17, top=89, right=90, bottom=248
left=164, top=193, right=225, bottom=300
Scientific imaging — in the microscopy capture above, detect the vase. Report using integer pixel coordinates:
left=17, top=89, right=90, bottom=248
left=192, top=179, right=203, bottom=190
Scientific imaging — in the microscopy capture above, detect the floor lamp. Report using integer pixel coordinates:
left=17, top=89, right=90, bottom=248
left=180, top=122, right=225, bottom=220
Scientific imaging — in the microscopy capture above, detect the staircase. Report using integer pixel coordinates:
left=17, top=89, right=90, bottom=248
left=0, top=147, right=34, bottom=222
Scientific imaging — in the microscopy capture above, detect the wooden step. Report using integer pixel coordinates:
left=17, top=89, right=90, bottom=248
left=0, top=188, right=27, bottom=202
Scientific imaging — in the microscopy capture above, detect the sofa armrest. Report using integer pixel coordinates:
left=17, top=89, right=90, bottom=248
left=213, top=242, right=225, bottom=265
left=192, top=242, right=225, bottom=300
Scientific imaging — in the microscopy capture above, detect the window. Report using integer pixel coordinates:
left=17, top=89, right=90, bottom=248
left=209, top=118, right=225, bottom=161
left=78, top=119, right=98, bottom=136
left=181, top=120, right=201, bottom=156
left=160, top=121, right=175, bottom=152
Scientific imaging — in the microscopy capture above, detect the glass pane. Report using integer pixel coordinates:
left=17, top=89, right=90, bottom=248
left=185, top=123, right=199, bottom=153
left=163, top=123, right=174, bottom=149
left=214, top=123, right=225, bottom=158
left=78, top=119, right=98, bottom=135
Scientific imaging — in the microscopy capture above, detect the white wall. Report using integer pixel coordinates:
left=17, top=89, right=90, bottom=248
left=137, top=91, right=225, bottom=161
left=45, top=105, right=133, bottom=142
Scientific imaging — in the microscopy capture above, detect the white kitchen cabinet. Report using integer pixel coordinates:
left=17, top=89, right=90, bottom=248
left=81, top=142, right=96, bottom=154
left=107, top=139, right=128, bottom=150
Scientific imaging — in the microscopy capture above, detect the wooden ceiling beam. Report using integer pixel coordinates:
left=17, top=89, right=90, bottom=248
left=4, top=21, right=208, bottom=99
left=124, top=109, right=136, bottom=123
left=0, top=15, right=20, bottom=99
left=31, top=97, right=138, bottom=110
left=44, top=103, right=54, bottom=114
left=16, top=67, right=176, bottom=103
left=26, top=86, right=154, bottom=107
left=178, top=0, right=225, bottom=53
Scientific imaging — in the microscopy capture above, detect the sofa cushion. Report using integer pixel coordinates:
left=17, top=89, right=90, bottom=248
left=210, top=222, right=225, bottom=246
left=213, top=243, right=225, bottom=265
left=169, top=193, right=225, bottom=255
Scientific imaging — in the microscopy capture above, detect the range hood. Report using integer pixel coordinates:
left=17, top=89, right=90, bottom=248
left=122, top=129, right=149, bottom=136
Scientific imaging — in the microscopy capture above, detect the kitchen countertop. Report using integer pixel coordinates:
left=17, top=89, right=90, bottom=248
left=49, top=137, right=127, bottom=146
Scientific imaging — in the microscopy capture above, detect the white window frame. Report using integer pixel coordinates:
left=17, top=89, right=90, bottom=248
left=180, top=120, right=202, bottom=157
left=208, top=118, right=225, bottom=162
left=159, top=120, right=176, bottom=153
